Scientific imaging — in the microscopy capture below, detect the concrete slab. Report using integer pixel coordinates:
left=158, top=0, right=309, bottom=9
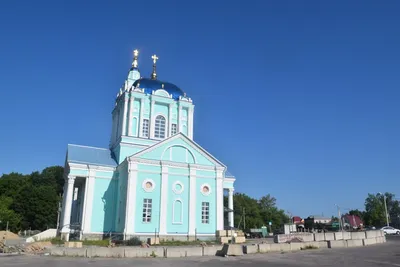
left=274, top=233, right=314, bottom=243
left=64, top=248, right=87, bottom=257
left=243, top=244, right=258, bottom=254
left=86, top=247, right=124, bottom=258
left=334, top=232, right=343, bottom=240
left=324, top=233, right=335, bottom=241
left=185, top=247, right=203, bottom=257
left=365, top=231, right=379, bottom=239
left=328, top=240, right=347, bottom=248
left=124, top=247, right=164, bottom=258
left=50, top=247, right=65, bottom=256
left=202, top=246, right=223, bottom=256
left=362, top=238, right=377, bottom=246
left=303, top=241, right=328, bottom=249
left=346, top=239, right=363, bottom=247
left=350, top=232, right=366, bottom=240
left=314, top=233, right=325, bottom=241
left=221, top=244, right=243, bottom=256
left=290, top=242, right=303, bottom=251
left=165, top=248, right=186, bottom=258
left=258, top=243, right=271, bottom=253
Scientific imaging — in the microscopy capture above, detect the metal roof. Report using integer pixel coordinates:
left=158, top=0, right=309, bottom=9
left=67, top=144, right=117, bottom=167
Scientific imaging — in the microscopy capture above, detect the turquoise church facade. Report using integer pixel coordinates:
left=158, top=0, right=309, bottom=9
left=59, top=50, right=236, bottom=241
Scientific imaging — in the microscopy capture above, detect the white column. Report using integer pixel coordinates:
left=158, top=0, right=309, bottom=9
left=82, top=172, right=95, bottom=234
left=124, top=161, right=138, bottom=238
left=188, top=166, right=197, bottom=236
left=159, top=165, right=169, bottom=235
left=139, top=98, right=144, bottom=137
left=127, top=95, right=134, bottom=136
left=177, top=102, right=182, bottom=132
left=228, top=188, right=234, bottom=228
left=188, top=106, right=194, bottom=139
left=61, top=176, right=76, bottom=239
left=149, top=100, right=155, bottom=139
left=168, top=104, right=172, bottom=137
left=122, top=95, right=128, bottom=136
left=216, top=169, right=224, bottom=230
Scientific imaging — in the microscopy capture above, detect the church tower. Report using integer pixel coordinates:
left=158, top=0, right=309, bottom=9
left=110, top=50, right=195, bottom=163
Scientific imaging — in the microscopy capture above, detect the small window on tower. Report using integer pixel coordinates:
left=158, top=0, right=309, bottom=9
left=154, top=115, right=166, bottom=138
left=171, top=123, right=177, bottom=135
left=142, top=119, right=149, bottom=137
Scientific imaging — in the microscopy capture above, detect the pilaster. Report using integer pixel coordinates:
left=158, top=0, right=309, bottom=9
left=124, top=160, right=138, bottom=237
left=168, top=104, right=172, bottom=137
left=128, top=95, right=134, bottom=136
left=82, top=169, right=95, bottom=234
left=188, top=166, right=197, bottom=235
left=188, top=106, right=194, bottom=139
left=122, top=94, right=128, bottom=136
left=159, top=164, right=169, bottom=235
left=215, top=168, right=224, bottom=231
left=149, top=100, right=155, bottom=139
left=178, top=102, right=182, bottom=133
left=139, top=98, right=144, bottom=137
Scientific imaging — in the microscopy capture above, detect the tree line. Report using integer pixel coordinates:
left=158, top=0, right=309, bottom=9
left=0, top=166, right=64, bottom=232
left=348, top=192, right=400, bottom=228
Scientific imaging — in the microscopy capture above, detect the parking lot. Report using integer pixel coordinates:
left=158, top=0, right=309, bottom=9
left=1, top=236, right=400, bottom=267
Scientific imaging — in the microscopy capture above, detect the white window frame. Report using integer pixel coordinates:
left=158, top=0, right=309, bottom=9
left=201, top=202, right=210, bottom=224
left=154, top=115, right=166, bottom=139
left=171, top=123, right=177, bottom=135
left=172, top=181, right=184, bottom=194
left=142, top=119, right=149, bottom=137
left=142, top=198, right=152, bottom=223
left=172, top=199, right=183, bottom=225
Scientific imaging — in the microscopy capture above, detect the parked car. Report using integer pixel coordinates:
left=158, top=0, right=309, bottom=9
left=381, top=226, right=400, bottom=235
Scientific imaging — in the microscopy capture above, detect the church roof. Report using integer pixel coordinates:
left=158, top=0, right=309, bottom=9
left=225, top=170, right=235, bottom=178
left=67, top=144, right=117, bottom=167
left=133, top=78, right=185, bottom=100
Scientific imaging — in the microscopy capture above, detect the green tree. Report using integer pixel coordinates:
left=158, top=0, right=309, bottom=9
left=0, top=196, right=21, bottom=232
left=364, top=192, right=400, bottom=227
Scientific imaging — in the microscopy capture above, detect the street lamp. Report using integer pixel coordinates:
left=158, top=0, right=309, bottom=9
left=378, top=192, right=389, bottom=227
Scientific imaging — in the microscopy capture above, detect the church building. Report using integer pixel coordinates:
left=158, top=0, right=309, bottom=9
left=59, top=50, right=236, bottom=241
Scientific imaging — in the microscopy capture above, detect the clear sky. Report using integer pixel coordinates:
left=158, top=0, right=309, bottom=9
left=1, top=0, right=399, bottom=218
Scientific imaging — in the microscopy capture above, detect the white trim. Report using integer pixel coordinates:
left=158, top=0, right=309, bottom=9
left=224, top=177, right=236, bottom=183
left=128, top=95, right=134, bottom=136
left=228, top=188, right=234, bottom=228
left=124, top=161, right=138, bottom=237
left=149, top=100, right=155, bottom=139
left=172, top=181, right=184, bottom=195
left=188, top=167, right=196, bottom=235
left=159, top=165, right=168, bottom=235
left=172, top=198, right=183, bottom=225
left=122, top=96, right=128, bottom=136
left=160, top=144, right=197, bottom=164
left=68, top=144, right=110, bottom=151
left=130, top=133, right=226, bottom=168
left=200, top=183, right=211, bottom=196
left=142, top=179, right=155, bottom=192
left=139, top=98, right=144, bottom=138
left=68, top=163, right=116, bottom=171
left=216, top=170, right=224, bottom=230
left=82, top=173, right=95, bottom=234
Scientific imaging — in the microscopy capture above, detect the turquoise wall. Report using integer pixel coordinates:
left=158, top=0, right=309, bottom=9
left=131, top=117, right=138, bottom=137
left=91, top=178, right=117, bottom=233
left=223, top=181, right=234, bottom=189
left=69, top=169, right=88, bottom=176
left=166, top=174, right=189, bottom=234
left=117, top=145, right=143, bottom=163
left=134, top=171, right=161, bottom=233
left=140, top=137, right=214, bottom=166
left=154, top=103, right=168, bottom=119
left=169, top=167, right=189, bottom=176
left=195, top=177, right=217, bottom=234
left=116, top=167, right=127, bottom=232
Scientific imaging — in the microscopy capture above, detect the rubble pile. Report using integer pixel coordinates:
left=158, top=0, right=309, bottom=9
left=0, top=240, right=52, bottom=254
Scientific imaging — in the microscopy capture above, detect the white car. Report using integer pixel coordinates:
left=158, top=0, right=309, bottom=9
left=381, top=226, right=400, bottom=235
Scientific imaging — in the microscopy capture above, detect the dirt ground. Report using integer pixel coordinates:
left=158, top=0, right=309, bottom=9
left=0, top=231, right=20, bottom=240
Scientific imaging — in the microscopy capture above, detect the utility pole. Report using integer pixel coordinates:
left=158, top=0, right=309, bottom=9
left=383, top=195, right=389, bottom=226
left=243, top=208, right=246, bottom=231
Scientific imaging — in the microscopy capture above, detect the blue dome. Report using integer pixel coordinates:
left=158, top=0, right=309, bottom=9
left=133, top=78, right=185, bottom=100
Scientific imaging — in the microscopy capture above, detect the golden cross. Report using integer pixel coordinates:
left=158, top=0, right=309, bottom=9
left=133, top=49, right=139, bottom=57
left=151, top=54, right=159, bottom=64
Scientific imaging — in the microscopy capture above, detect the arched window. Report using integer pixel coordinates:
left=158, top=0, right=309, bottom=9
left=154, top=115, right=166, bottom=138
left=173, top=199, right=183, bottom=224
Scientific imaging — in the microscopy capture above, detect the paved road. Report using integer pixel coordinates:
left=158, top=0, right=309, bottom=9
left=1, top=237, right=400, bottom=266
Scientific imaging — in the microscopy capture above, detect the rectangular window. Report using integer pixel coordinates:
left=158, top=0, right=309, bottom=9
left=171, top=123, right=177, bottom=135
left=142, top=119, right=149, bottom=137
left=142, top=198, right=152, bottom=223
left=201, top=202, right=210, bottom=224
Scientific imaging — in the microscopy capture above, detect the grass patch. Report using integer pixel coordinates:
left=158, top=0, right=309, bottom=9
left=158, top=240, right=217, bottom=246
left=82, top=239, right=110, bottom=247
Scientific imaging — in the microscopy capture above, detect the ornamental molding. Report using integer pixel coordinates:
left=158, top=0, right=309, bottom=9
left=172, top=181, right=184, bottom=195
left=200, top=183, right=211, bottom=196
left=142, top=179, right=155, bottom=193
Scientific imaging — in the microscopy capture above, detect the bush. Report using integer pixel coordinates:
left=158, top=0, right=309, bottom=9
left=126, top=237, right=142, bottom=246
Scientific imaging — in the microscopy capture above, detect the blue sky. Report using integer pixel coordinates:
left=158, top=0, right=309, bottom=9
left=1, top=0, right=399, bottom=218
